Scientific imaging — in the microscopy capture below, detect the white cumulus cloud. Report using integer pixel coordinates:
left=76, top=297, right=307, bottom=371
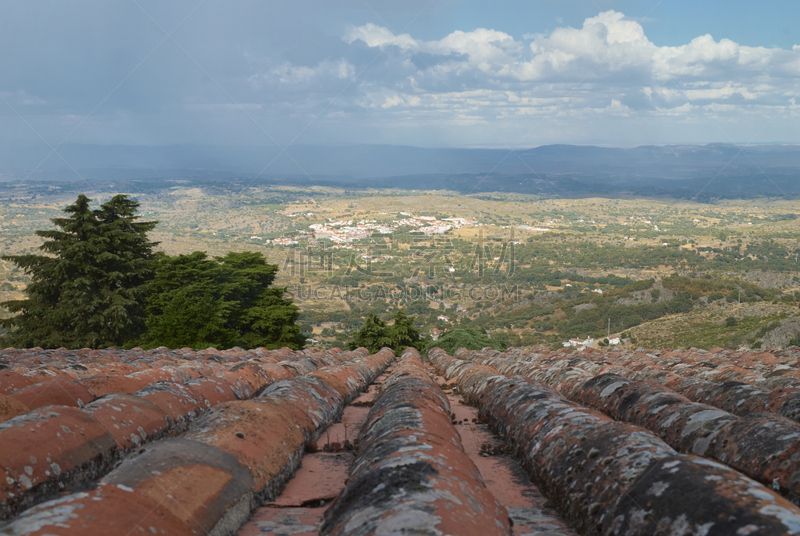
left=339, top=10, right=800, bottom=123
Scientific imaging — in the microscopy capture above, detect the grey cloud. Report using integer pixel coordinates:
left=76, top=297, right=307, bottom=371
left=1, top=2, right=800, bottom=151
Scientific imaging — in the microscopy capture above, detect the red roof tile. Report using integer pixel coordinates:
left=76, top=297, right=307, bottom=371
left=9, top=378, right=95, bottom=413
left=0, top=348, right=395, bottom=533
left=184, top=377, right=238, bottom=408
left=0, top=394, right=28, bottom=423
left=103, top=438, right=254, bottom=535
left=0, top=371, right=33, bottom=395
left=427, top=347, right=800, bottom=535
left=185, top=400, right=306, bottom=493
left=323, top=349, right=512, bottom=535
left=0, top=406, right=115, bottom=520
left=2, top=482, right=195, bottom=535
left=78, top=373, right=149, bottom=398
left=83, top=393, right=171, bottom=451
left=136, top=382, right=204, bottom=425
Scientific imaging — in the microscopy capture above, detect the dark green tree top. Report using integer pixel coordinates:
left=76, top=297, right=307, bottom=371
left=140, top=251, right=304, bottom=350
left=348, top=313, right=391, bottom=354
left=388, top=309, right=421, bottom=352
left=1, top=194, right=158, bottom=348
left=426, top=328, right=506, bottom=355
left=348, top=309, right=421, bottom=354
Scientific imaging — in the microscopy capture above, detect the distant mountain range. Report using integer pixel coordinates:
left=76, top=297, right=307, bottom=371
left=2, top=143, right=800, bottom=199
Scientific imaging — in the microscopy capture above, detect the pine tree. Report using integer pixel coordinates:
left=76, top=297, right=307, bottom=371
left=93, top=195, right=158, bottom=345
left=348, top=313, right=391, bottom=353
left=387, top=309, right=421, bottom=352
left=348, top=309, right=420, bottom=354
left=0, top=194, right=157, bottom=348
left=140, top=252, right=236, bottom=349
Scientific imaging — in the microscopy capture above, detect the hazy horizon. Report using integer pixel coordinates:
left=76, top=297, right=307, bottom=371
left=3, top=1, right=800, bottom=185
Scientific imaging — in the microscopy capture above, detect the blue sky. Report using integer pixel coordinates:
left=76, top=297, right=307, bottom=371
left=2, top=0, right=800, bottom=150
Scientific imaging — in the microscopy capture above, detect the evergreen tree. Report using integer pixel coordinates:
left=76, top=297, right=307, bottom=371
left=348, top=309, right=421, bottom=354
left=387, top=309, right=421, bottom=352
left=348, top=313, right=391, bottom=354
left=425, top=328, right=506, bottom=355
left=0, top=195, right=157, bottom=348
left=93, top=195, right=158, bottom=344
left=140, top=251, right=305, bottom=350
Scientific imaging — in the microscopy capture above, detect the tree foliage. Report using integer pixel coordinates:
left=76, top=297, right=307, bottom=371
left=427, top=328, right=506, bottom=355
left=140, top=251, right=305, bottom=350
left=1, top=195, right=157, bottom=348
left=1, top=194, right=305, bottom=351
left=348, top=309, right=421, bottom=354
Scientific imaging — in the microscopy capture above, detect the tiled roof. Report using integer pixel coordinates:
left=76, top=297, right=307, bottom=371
left=0, top=346, right=389, bottom=527
left=3, top=344, right=800, bottom=534
left=429, top=347, right=800, bottom=535
left=321, top=349, right=512, bottom=534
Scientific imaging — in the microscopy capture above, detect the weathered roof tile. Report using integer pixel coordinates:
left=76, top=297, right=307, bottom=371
left=1, top=482, right=194, bottom=535
left=9, top=378, right=95, bottom=413
left=0, top=406, right=115, bottom=520
left=184, top=400, right=306, bottom=495
left=83, top=393, right=170, bottom=451
left=0, top=372, right=33, bottom=395
left=136, top=382, right=204, bottom=425
left=428, top=347, right=800, bottom=535
left=103, top=438, right=254, bottom=535
left=322, top=349, right=511, bottom=535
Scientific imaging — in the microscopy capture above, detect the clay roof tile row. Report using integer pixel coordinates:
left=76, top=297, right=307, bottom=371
left=428, top=348, right=800, bottom=536
left=321, top=348, right=512, bottom=535
left=462, top=349, right=800, bottom=505
left=1, top=348, right=394, bottom=534
left=0, top=347, right=377, bottom=523
left=484, top=347, right=800, bottom=428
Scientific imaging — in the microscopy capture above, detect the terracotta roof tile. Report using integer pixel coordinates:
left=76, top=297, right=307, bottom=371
left=0, top=371, right=33, bottom=395
left=710, top=412, right=800, bottom=499
left=768, top=388, right=800, bottom=421
left=258, top=376, right=346, bottom=431
left=20, top=368, right=77, bottom=382
left=136, top=382, right=204, bottom=425
left=0, top=406, right=115, bottom=520
left=612, top=455, right=800, bottom=535
left=254, top=362, right=296, bottom=383
left=322, top=349, right=512, bottom=535
left=83, top=393, right=171, bottom=451
left=184, top=400, right=307, bottom=495
left=1, top=482, right=194, bottom=535
left=126, top=368, right=180, bottom=385
left=0, top=348, right=395, bottom=533
left=103, top=438, right=254, bottom=535
left=427, top=347, right=800, bottom=535
left=77, top=373, right=150, bottom=398
left=463, top=350, right=800, bottom=506
left=0, top=395, right=29, bottom=423
left=9, top=378, right=95, bottom=412
left=183, top=377, right=238, bottom=408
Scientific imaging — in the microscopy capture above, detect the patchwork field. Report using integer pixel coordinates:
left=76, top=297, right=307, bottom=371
left=4, top=179, right=800, bottom=351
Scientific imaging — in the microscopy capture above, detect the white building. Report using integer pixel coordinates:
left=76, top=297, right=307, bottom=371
left=564, top=337, right=594, bottom=349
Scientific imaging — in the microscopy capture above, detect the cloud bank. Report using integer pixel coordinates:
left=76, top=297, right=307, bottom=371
left=3, top=4, right=800, bottom=149
left=331, top=11, right=800, bottom=121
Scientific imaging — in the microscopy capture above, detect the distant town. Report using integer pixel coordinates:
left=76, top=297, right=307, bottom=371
left=262, top=214, right=480, bottom=246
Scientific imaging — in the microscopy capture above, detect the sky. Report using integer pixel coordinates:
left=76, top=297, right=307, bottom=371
left=2, top=0, right=800, bottom=151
